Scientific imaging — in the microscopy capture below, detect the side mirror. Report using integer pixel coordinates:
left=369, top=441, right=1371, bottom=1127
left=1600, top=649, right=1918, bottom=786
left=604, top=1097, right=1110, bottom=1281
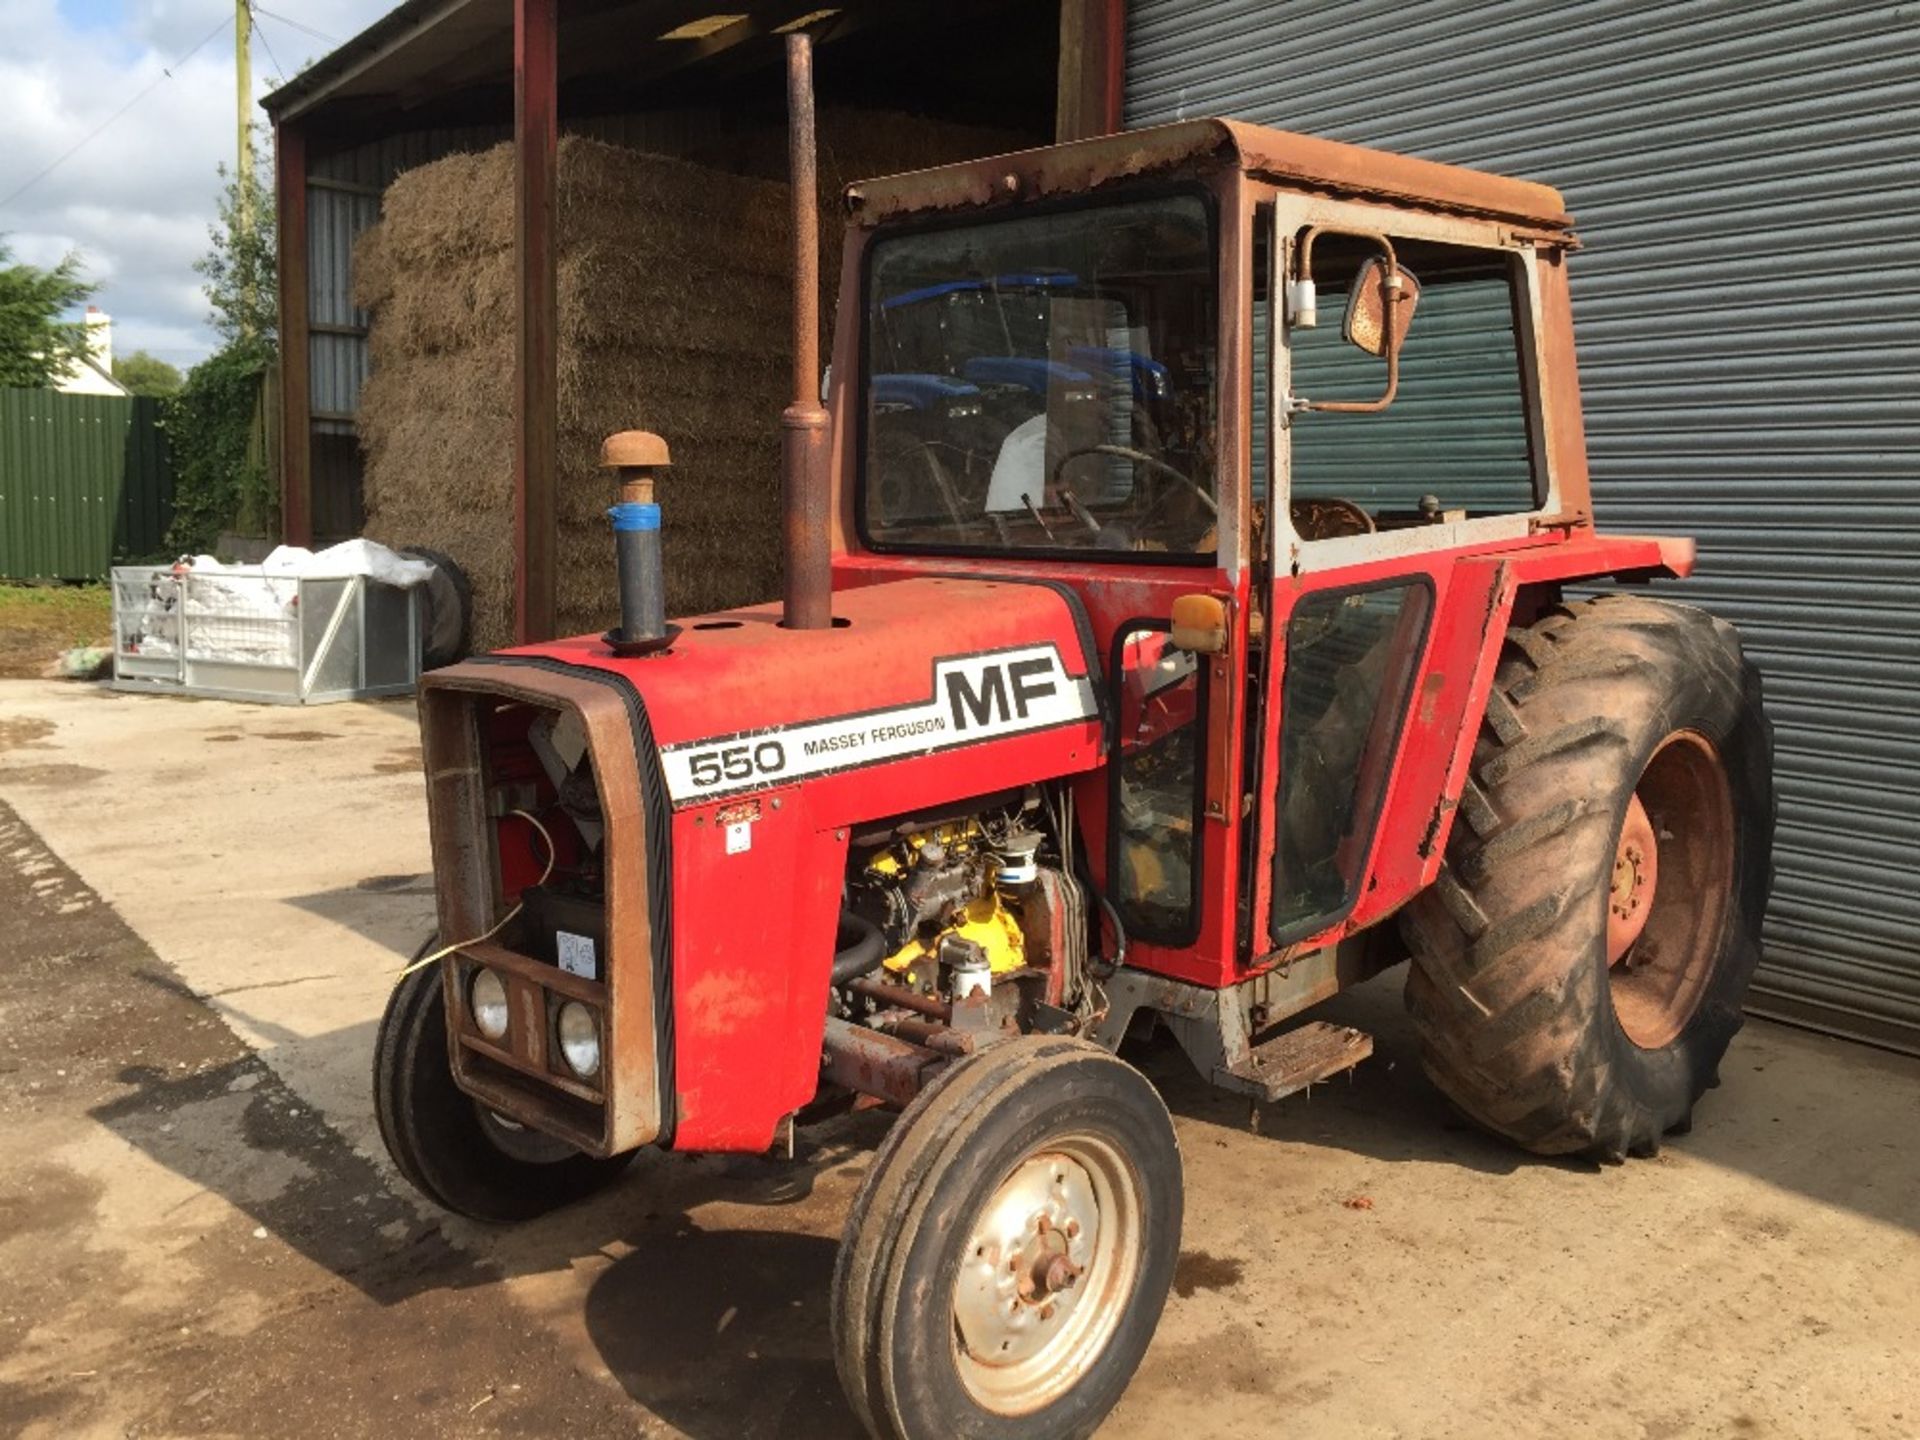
left=1343, top=256, right=1420, bottom=357
left=1288, top=227, right=1416, bottom=415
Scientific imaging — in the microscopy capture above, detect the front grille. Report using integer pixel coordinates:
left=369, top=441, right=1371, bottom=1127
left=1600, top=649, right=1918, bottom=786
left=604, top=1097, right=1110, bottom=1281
left=418, top=661, right=671, bottom=1156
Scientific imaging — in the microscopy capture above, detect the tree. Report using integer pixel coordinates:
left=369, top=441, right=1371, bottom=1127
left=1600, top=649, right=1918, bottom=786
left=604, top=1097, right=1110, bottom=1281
left=164, top=144, right=281, bottom=551
left=0, top=239, right=98, bottom=389
left=197, top=149, right=277, bottom=348
left=113, top=350, right=183, bottom=397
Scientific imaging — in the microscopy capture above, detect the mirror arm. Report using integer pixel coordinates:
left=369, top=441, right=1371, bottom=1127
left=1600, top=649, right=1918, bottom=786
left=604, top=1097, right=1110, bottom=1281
left=1296, top=226, right=1398, bottom=285
left=1293, top=226, right=1405, bottom=415
left=1306, top=339, right=1401, bottom=414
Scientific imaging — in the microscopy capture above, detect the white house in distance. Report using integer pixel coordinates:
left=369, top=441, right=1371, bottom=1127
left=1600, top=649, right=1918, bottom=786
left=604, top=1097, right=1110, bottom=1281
left=53, top=306, right=131, bottom=397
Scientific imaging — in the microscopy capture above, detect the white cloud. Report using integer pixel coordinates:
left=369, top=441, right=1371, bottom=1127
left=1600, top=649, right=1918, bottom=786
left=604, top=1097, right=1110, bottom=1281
left=0, top=0, right=392, bottom=368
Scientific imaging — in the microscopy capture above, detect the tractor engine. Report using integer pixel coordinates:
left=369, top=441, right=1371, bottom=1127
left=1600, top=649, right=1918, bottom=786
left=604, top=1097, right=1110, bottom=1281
left=836, top=793, right=1095, bottom=1039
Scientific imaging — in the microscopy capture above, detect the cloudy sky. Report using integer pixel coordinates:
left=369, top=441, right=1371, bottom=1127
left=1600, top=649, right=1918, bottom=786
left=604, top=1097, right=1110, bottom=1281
left=2, top=0, right=392, bottom=370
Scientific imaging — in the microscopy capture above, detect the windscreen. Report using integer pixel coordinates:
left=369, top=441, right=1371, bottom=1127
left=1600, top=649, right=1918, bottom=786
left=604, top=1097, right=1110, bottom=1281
left=860, top=194, right=1218, bottom=557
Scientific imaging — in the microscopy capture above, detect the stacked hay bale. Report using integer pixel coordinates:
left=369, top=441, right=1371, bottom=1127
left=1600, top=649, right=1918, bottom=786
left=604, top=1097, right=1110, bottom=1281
left=355, top=137, right=791, bottom=648
left=355, top=116, right=1031, bottom=650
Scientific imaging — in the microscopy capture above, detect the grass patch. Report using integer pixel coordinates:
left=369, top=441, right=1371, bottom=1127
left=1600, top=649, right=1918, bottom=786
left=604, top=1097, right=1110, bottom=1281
left=0, top=583, right=114, bottom=679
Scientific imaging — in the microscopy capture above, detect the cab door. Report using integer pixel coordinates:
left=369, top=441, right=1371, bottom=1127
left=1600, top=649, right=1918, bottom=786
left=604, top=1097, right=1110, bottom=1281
left=1249, top=209, right=1553, bottom=957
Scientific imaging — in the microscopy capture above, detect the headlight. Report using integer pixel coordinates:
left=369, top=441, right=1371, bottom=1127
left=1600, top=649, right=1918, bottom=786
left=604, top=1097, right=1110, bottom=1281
left=556, top=1001, right=601, bottom=1079
left=469, top=968, right=509, bottom=1041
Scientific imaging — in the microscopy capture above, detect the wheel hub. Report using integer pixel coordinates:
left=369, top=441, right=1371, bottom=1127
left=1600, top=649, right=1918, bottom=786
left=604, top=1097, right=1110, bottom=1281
left=1607, top=793, right=1660, bottom=965
left=955, top=1152, right=1099, bottom=1368
left=1607, top=731, right=1736, bottom=1051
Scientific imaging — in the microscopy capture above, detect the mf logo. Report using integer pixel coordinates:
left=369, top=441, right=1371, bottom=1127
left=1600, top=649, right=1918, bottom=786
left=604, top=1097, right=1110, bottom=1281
left=946, top=655, right=1060, bottom=731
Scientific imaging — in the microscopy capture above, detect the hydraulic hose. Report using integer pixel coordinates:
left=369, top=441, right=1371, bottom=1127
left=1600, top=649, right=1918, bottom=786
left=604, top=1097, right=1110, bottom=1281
left=831, top=910, right=887, bottom=987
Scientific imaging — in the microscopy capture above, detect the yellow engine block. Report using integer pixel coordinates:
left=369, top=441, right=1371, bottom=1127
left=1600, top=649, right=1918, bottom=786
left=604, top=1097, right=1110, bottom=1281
left=866, top=819, right=1026, bottom=983
left=882, top=892, right=1026, bottom=979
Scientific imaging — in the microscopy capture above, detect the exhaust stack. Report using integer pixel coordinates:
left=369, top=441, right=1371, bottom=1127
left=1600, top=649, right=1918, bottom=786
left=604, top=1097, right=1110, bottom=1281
left=780, top=31, right=833, bottom=631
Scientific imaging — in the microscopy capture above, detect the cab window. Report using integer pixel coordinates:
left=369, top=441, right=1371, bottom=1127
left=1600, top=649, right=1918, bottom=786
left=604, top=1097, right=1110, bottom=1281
left=860, top=194, right=1218, bottom=558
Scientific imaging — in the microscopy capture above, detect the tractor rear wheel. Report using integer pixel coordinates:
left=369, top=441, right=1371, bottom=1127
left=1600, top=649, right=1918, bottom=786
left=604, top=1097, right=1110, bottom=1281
left=831, top=1037, right=1181, bottom=1440
left=1400, top=595, right=1774, bottom=1159
left=373, top=956, right=633, bottom=1222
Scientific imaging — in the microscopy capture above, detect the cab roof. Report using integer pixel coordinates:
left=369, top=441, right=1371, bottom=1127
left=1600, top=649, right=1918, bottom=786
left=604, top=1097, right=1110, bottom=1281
left=846, top=117, right=1573, bottom=237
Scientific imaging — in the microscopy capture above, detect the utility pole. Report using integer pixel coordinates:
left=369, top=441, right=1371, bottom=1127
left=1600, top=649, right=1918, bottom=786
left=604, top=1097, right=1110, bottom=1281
left=235, top=0, right=255, bottom=334
left=235, top=0, right=253, bottom=207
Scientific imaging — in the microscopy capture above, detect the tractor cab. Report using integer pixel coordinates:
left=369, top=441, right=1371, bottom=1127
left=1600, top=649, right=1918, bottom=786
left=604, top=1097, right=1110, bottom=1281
left=831, top=118, right=1660, bottom=997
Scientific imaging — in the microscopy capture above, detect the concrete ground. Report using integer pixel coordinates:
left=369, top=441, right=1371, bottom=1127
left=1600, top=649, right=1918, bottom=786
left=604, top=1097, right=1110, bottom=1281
left=1, top=677, right=1916, bottom=1439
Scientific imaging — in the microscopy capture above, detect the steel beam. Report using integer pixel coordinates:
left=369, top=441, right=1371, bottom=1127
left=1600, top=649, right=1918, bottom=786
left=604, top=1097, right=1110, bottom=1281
left=821, top=1018, right=946, bottom=1109
left=1055, top=0, right=1126, bottom=143
left=513, top=0, right=559, bottom=644
left=275, top=122, right=312, bottom=546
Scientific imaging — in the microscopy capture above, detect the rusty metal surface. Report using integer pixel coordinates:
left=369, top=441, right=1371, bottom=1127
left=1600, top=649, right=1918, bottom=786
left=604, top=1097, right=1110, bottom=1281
left=780, top=32, right=833, bottom=632
left=601, top=429, right=670, bottom=470
left=1214, top=1020, right=1373, bottom=1104
left=881, top=1015, right=976, bottom=1057
left=846, top=976, right=950, bottom=1021
left=418, top=661, right=660, bottom=1156
left=511, top=0, right=558, bottom=644
left=1054, top=0, right=1126, bottom=142
left=1533, top=248, right=1594, bottom=526
left=1216, top=169, right=1252, bottom=581
left=275, top=122, right=312, bottom=548
left=821, top=1016, right=945, bottom=1108
left=1608, top=794, right=1659, bottom=965
left=845, top=118, right=1571, bottom=234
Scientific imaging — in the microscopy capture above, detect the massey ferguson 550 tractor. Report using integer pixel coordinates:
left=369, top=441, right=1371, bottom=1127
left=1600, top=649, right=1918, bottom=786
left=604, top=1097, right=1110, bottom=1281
left=377, top=36, right=1772, bottom=1440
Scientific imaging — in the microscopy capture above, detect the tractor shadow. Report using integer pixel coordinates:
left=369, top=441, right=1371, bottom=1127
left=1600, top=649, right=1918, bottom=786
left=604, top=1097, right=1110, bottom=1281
left=581, top=1220, right=855, bottom=1439
left=1132, top=971, right=1556, bottom=1179
left=1139, top=967, right=1920, bottom=1237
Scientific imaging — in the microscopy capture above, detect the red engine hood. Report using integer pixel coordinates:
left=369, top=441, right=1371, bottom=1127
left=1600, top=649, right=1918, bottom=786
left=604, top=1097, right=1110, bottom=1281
left=503, top=575, right=1106, bottom=815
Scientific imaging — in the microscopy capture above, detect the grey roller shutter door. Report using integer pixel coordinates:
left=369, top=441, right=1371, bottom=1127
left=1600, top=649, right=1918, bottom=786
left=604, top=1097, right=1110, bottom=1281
left=1128, top=0, right=1920, bottom=1053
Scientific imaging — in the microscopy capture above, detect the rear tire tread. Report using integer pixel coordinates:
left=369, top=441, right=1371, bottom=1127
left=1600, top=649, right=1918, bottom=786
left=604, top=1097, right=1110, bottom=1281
left=1400, top=595, right=1774, bottom=1158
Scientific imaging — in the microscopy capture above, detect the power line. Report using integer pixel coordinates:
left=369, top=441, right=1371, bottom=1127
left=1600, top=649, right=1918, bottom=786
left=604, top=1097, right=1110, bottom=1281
left=248, top=2, right=289, bottom=90
left=251, top=6, right=338, bottom=46
left=0, top=13, right=234, bottom=211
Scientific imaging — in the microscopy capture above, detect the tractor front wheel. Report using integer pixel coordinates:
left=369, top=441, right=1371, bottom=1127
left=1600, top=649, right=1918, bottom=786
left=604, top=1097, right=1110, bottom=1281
left=831, top=1037, right=1181, bottom=1440
left=373, top=957, right=633, bottom=1222
left=1401, top=595, right=1774, bottom=1159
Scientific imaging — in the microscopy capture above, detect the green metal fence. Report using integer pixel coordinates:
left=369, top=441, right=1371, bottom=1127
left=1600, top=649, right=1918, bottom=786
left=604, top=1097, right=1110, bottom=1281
left=0, top=388, right=174, bottom=581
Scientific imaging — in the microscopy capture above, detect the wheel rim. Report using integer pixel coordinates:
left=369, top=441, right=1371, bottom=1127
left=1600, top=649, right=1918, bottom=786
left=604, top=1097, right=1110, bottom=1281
left=951, top=1135, right=1142, bottom=1416
left=1608, top=730, right=1735, bottom=1050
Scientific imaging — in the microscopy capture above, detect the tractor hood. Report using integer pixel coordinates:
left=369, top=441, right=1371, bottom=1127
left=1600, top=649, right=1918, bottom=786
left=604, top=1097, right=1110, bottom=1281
left=482, top=575, right=1107, bottom=821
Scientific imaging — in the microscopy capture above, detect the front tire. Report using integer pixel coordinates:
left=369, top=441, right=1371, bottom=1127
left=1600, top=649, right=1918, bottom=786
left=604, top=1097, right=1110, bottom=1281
left=373, top=959, right=633, bottom=1222
left=1400, top=595, right=1774, bottom=1159
left=831, top=1038, right=1182, bottom=1440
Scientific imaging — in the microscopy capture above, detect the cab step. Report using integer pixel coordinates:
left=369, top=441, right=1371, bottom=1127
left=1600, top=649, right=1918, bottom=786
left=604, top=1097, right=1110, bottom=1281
left=1212, top=1021, right=1373, bottom=1103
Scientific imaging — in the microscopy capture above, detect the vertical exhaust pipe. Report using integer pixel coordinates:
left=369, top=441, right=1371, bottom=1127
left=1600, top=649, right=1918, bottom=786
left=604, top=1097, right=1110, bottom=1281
left=781, top=31, right=833, bottom=631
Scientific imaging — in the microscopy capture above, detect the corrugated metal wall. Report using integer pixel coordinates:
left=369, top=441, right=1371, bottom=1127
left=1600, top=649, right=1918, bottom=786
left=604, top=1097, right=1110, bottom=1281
left=308, top=126, right=505, bottom=439
left=303, top=127, right=505, bottom=539
left=0, top=389, right=173, bottom=580
left=1128, top=0, right=1920, bottom=1052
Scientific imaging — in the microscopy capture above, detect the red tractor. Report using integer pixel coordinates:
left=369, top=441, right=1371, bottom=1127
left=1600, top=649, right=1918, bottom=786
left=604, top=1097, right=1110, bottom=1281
left=378, top=38, right=1772, bottom=1440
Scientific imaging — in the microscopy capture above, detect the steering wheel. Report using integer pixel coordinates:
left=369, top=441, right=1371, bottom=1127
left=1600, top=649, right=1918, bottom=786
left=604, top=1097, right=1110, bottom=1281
left=1050, top=444, right=1216, bottom=537
left=1288, top=495, right=1375, bottom=541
